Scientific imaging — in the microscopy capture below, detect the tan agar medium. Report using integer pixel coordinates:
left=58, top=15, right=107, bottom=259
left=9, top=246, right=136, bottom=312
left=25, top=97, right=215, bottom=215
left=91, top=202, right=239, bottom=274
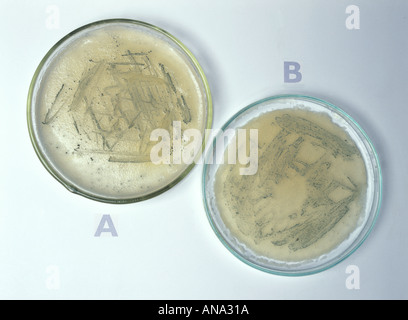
left=29, top=20, right=211, bottom=202
left=214, top=108, right=368, bottom=264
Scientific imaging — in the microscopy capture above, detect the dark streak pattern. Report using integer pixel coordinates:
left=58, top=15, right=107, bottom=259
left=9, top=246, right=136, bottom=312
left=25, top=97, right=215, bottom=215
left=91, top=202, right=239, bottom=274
left=218, top=111, right=366, bottom=256
left=42, top=49, right=192, bottom=163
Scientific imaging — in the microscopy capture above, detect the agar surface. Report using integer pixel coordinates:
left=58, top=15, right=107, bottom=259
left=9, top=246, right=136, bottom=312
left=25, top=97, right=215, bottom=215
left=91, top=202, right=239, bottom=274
left=215, top=108, right=367, bottom=261
left=42, top=50, right=192, bottom=163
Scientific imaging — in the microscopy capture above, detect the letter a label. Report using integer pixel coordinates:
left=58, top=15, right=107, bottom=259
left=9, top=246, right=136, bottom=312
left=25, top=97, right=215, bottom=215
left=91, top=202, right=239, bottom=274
left=345, top=265, right=360, bottom=290
left=345, top=5, right=360, bottom=30
left=94, top=214, right=118, bottom=237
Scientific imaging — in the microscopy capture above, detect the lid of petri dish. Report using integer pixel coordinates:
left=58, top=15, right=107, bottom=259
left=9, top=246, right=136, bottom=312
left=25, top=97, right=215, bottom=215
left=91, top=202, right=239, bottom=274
left=27, top=19, right=212, bottom=204
left=202, top=94, right=382, bottom=276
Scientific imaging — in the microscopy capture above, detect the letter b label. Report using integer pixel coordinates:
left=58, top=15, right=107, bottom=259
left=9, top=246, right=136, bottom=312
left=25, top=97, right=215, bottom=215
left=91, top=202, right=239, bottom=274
left=284, top=61, right=302, bottom=83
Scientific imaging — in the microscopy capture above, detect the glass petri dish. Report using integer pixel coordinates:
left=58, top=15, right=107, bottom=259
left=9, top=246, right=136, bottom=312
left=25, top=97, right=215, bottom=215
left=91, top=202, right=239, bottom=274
left=27, top=19, right=212, bottom=204
left=202, top=95, right=382, bottom=276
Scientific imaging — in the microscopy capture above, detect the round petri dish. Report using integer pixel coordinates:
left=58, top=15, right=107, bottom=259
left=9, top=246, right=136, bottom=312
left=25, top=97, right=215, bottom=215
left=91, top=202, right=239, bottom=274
left=203, top=95, right=382, bottom=276
left=27, top=19, right=212, bottom=203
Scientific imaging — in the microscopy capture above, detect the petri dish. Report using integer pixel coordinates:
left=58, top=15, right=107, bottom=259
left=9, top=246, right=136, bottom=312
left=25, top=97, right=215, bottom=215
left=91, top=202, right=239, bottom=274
left=202, top=95, right=382, bottom=276
left=27, top=19, right=212, bottom=204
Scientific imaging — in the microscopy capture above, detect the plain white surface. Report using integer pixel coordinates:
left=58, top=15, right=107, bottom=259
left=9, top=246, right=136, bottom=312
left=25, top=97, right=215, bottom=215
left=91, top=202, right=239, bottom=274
left=0, top=0, right=407, bottom=299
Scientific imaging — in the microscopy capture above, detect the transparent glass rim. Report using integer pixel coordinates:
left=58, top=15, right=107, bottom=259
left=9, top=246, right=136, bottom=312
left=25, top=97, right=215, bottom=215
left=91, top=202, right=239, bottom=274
left=27, top=18, right=213, bottom=204
left=202, top=94, right=382, bottom=276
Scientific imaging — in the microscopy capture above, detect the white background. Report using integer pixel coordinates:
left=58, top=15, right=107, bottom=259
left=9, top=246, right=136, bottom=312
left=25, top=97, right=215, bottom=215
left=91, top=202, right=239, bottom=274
left=0, top=0, right=407, bottom=300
